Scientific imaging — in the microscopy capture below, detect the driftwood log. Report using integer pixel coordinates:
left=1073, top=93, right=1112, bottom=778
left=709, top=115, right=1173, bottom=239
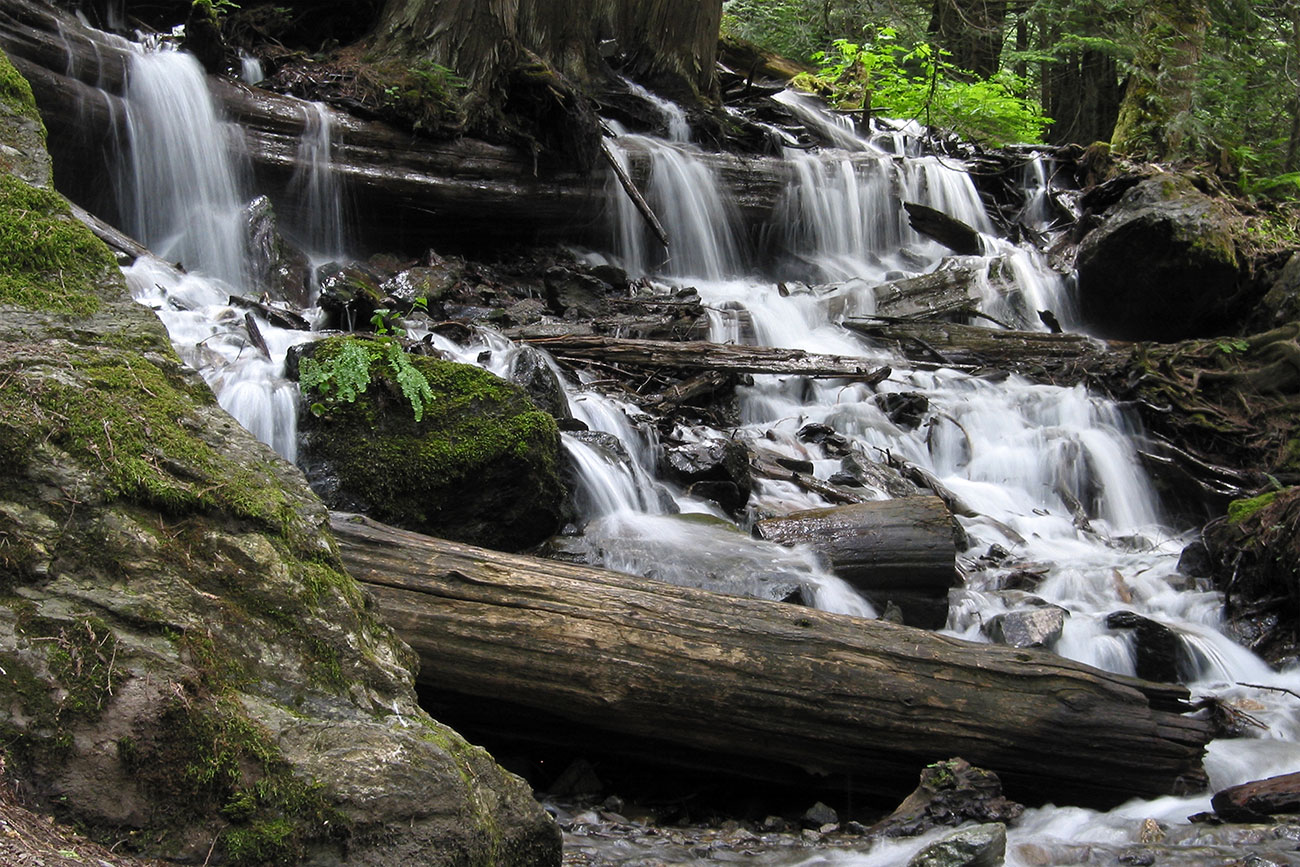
left=522, top=334, right=892, bottom=379
left=753, top=498, right=961, bottom=629
left=331, top=512, right=1211, bottom=809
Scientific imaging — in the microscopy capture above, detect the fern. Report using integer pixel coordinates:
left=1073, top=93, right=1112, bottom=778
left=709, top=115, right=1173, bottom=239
left=299, top=339, right=372, bottom=415
left=384, top=341, right=435, bottom=422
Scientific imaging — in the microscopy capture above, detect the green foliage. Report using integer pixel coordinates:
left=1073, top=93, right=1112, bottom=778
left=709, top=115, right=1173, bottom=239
left=796, top=31, right=1050, bottom=146
left=1214, top=337, right=1250, bottom=355
left=1228, top=489, right=1285, bottom=523
left=298, top=336, right=435, bottom=422
left=0, top=174, right=119, bottom=317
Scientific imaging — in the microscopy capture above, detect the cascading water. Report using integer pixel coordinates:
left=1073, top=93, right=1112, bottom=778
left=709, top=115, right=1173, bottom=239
left=592, top=88, right=1300, bottom=862
left=288, top=100, right=347, bottom=262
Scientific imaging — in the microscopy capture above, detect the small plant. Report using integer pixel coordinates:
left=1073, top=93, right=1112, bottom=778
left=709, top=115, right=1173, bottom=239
left=298, top=337, right=435, bottom=422
left=1214, top=338, right=1250, bottom=355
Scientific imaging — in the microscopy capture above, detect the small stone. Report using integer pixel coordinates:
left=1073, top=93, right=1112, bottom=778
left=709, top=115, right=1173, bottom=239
left=1137, top=817, right=1164, bottom=843
left=802, top=801, right=839, bottom=828
left=905, top=822, right=1006, bottom=867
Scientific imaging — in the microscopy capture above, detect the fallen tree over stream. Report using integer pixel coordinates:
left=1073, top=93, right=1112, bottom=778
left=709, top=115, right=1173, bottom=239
left=330, top=511, right=1212, bottom=810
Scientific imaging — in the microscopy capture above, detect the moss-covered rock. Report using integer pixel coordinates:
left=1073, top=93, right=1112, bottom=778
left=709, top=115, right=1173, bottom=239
left=297, top=336, right=565, bottom=550
left=0, top=50, right=49, bottom=188
left=0, top=57, right=560, bottom=867
left=1075, top=173, right=1251, bottom=341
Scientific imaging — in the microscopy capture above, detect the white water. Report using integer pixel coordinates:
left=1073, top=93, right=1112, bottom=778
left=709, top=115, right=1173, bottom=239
left=591, top=92, right=1300, bottom=861
left=288, top=100, right=347, bottom=260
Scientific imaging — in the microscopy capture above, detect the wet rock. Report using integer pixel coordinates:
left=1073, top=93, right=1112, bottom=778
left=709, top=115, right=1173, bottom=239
left=508, top=344, right=571, bottom=419
left=243, top=195, right=312, bottom=306
left=662, top=438, right=752, bottom=499
left=1105, top=610, right=1194, bottom=683
left=907, top=823, right=1006, bottom=867
left=544, top=265, right=612, bottom=319
left=798, top=422, right=851, bottom=455
left=872, top=759, right=1024, bottom=838
left=297, top=337, right=565, bottom=550
left=1075, top=173, right=1247, bottom=341
left=687, top=480, right=748, bottom=513
left=1212, top=771, right=1300, bottom=822
left=1176, top=538, right=1213, bottom=578
left=877, top=392, right=930, bottom=430
left=548, top=758, right=604, bottom=798
left=983, top=607, right=1067, bottom=648
left=1256, top=252, right=1300, bottom=329
left=802, top=801, right=838, bottom=828
left=380, top=261, right=461, bottom=315
left=316, top=260, right=388, bottom=330
left=838, top=452, right=923, bottom=499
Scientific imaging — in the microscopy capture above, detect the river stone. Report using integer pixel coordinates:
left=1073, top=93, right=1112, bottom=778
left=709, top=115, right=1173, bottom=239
left=297, top=336, right=565, bottom=551
left=906, top=823, right=1006, bottom=867
left=983, top=607, right=1067, bottom=648
left=662, top=437, right=753, bottom=499
left=0, top=58, right=560, bottom=861
left=1075, top=173, right=1246, bottom=341
left=1105, top=610, right=1193, bottom=683
left=316, top=260, right=388, bottom=331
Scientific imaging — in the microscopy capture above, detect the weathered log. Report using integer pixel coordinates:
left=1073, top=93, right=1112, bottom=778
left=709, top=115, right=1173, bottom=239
left=844, top=319, right=1122, bottom=383
left=1212, top=771, right=1300, bottom=822
left=522, top=334, right=892, bottom=379
left=753, top=498, right=961, bottom=629
left=867, top=263, right=981, bottom=320
left=904, top=202, right=983, bottom=255
left=749, top=455, right=873, bottom=505
left=330, top=511, right=1211, bottom=809
left=600, top=137, right=670, bottom=249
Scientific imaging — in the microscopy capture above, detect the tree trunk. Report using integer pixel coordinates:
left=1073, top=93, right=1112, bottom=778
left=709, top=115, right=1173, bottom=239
left=330, top=512, right=1211, bottom=809
left=1111, top=0, right=1208, bottom=158
left=368, top=0, right=723, bottom=117
left=753, top=498, right=961, bottom=628
left=928, top=0, right=1008, bottom=78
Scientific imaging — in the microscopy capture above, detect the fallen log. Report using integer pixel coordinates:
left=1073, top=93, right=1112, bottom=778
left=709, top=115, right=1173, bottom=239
left=331, top=512, right=1211, bottom=809
left=844, top=319, right=1122, bottom=384
left=522, top=334, right=893, bottom=379
left=753, top=498, right=961, bottom=629
left=904, top=202, right=983, bottom=255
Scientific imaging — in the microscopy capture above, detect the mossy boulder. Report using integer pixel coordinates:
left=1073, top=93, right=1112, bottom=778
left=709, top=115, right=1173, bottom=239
left=1076, top=173, right=1249, bottom=341
left=0, top=54, right=560, bottom=867
left=296, top=336, right=565, bottom=550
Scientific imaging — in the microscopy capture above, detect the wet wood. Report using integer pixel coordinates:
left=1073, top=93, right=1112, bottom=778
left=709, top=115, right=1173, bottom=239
left=753, top=498, right=961, bottom=629
left=905, top=202, right=982, bottom=255
left=868, top=265, right=982, bottom=320
left=331, top=511, right=1211, bottom=809
left=522, top=334, right=893, bottom=379
left=1212, top=771, right=1300, bottom=821
left=844, top=319, right=1122, bottom=383
left=600, top=138, right=670, bottom=249
left=749, top=455, right=873, bottom=505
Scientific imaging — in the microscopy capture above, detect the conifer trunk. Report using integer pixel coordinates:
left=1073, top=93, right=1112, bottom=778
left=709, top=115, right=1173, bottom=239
left=1110, top=0, right=1208, bottom=158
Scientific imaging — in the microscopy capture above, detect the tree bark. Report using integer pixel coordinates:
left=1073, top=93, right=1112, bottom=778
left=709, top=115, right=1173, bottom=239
left=1111, top=0, right=1208, bottom=158
left=330, top=512, right=1211, bottom=809
left=754, top=498, right=961, bottom=629
left=928, top=0, right=1008, bottom=78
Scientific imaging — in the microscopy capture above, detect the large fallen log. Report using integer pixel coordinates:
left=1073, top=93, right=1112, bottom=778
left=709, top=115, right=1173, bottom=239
left=330, top=512, right=1212, bottom=809
left=521, top=334, right=893, bottom=379
left=753, top=498, right=961, bottom=629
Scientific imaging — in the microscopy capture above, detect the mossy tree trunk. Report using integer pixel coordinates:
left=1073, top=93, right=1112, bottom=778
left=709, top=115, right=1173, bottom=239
left=1110, top=0, right=1208, bottom=159
left=368, top=0, right=722, bottom=130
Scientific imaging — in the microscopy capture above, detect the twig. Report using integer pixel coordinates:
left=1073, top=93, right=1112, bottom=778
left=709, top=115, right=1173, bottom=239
left=1238, top=682, right=1300, bottom=700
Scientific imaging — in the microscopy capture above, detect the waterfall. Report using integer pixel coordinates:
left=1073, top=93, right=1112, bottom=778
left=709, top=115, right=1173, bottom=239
left=121, top=48, right=249, bottom=285
left=288, top=100, right=347, bottom=260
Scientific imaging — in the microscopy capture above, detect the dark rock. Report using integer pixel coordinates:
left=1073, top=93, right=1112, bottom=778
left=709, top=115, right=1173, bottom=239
left=876, top=392, right=930, bottom=429
left=508, top=344, right=571, bottom=419
left=1105, top=610, right=1193, bottom=683
left=544, top=265, right=612, bottom=318
left=798, top=422, right=850, bottom=455
left=1075, top=173, right=1247, bottom=341
left=548, top=758, right=603, bottom=798
left=662, top=437, right=753, bottom=494
left=774, top=456, right=816, bottom=474
left=802, top=801, right=838, bottom=828
left=687, top=480, right=749, bottom=513
left=182, top=0, right=226, bottom=74
left=1256, top=252, right=1300, bottom=329
left=984, top=607, right=1067, bottom=648
left=380, top=262, right=461, bottom=316
left=1212, top=771, right=1300, bottom=822
left=906, top=823, right=1006, bottom=867
left=243, top=195, right=312, bottom=306
left=297, top=338, right=565, bottom=550
left=838, top=452, right=922, bottom=499
left=873, top=759, right=1023, bottom=839
left=316, top=261, right=388, bottom=331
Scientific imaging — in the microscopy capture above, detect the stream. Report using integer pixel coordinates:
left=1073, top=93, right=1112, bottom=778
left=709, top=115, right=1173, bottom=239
left=63, top=27, right=1300, bottom=867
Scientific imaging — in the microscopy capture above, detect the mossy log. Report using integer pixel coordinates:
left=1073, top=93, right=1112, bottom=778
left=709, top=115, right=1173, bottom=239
left=331, top=511, right=1212, bottom=809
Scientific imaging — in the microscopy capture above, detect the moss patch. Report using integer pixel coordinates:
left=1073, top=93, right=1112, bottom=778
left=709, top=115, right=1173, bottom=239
left=1228, top=489, right=1285, bottom=523
left=298, top=336, right=564, bottom=549
left=0, top=175, right=119, bottom=317
left=0, top=50, right=40, bottom=126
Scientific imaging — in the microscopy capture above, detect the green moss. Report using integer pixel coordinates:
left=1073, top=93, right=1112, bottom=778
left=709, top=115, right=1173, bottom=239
left=1228, top=489, right=1285, bottom=523
left=300, top=337, right=563, bottom=547
left=0, top=175, right=118, bottom=317
left=0, top=50, right=41, bottom=125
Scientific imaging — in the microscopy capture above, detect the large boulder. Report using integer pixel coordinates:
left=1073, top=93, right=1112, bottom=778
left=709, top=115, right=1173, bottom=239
left=0, top=49, right=559, bottom=867
left=1075, top=173, right=1248, bottom=341
left=296, top=336, right=566, bottom=550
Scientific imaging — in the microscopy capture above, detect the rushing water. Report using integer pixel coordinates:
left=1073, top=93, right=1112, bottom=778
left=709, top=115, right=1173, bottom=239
left=86, top=35, right=1300, bottom=866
